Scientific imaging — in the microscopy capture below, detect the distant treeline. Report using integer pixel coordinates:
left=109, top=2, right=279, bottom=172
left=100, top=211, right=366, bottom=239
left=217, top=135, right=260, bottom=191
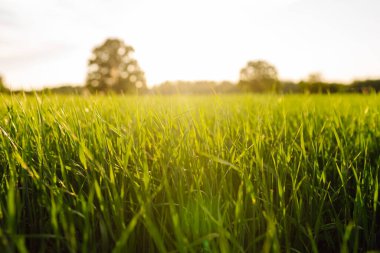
left=150, top=81, right=239, bottom=94
left=3, top=79, right=380, bottom=95
left=291, top=79, right=380, bottom=94
left=154, top=79, right=380, bottom=94
left=1, top=38, right=379, bottom=95
left=152, top=79, right=380, bottom=94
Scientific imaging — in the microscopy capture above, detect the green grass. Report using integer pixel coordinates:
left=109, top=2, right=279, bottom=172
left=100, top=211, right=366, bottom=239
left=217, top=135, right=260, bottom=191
left=0, top=94, right=379, bottom=252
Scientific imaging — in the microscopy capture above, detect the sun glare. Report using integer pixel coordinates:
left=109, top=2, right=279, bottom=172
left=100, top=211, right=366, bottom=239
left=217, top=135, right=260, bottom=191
left=0, top=0, right=379, bottom=89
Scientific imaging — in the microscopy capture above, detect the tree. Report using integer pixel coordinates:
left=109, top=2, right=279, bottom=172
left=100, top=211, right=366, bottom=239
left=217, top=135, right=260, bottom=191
left=238, top=60, right=279, bottom=92
left=86, top=38, right=147, bottom=93
left=307, top=72, right=323, bottom=84
left=0, top=75, right=9, bottom=93
left=299, top=72, right=325, bottom=93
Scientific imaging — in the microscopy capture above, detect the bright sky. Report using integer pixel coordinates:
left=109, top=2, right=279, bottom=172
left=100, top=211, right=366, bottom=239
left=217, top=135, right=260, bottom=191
left=0, top=0, right=379, bottom=90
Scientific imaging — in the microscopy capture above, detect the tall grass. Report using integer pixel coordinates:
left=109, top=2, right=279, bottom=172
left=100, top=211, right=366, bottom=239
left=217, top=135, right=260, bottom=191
left=0, top=94, right=379, bottom=252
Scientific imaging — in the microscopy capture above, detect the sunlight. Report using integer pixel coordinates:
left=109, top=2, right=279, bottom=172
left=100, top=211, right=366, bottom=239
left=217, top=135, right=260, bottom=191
left=0, top=0, right=379, bottom=89
left=1, top=1, right=380, bottom=252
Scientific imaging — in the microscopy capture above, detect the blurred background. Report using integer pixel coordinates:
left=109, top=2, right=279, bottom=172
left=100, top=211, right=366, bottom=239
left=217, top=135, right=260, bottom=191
left=0, top=0, right=379, bottom=93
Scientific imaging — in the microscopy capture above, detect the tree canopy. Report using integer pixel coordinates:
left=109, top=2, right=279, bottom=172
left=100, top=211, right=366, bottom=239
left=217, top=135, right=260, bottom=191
left=0, top=75, right=9, bottom=93
left=86, top=38, right=146, bottom=94
left=238, top=60, right=279, bottom=92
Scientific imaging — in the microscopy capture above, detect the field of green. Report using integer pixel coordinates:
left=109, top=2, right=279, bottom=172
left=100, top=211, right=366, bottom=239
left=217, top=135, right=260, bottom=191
left=0, top=94, right=379, bottom=252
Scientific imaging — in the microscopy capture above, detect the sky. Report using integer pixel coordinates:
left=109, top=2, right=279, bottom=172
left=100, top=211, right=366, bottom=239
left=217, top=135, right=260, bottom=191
left=0, top=0, right=379, bottom=90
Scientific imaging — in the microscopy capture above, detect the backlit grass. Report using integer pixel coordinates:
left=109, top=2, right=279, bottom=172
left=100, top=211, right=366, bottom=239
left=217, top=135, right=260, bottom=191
left=0, top=94, right=379, bottom=252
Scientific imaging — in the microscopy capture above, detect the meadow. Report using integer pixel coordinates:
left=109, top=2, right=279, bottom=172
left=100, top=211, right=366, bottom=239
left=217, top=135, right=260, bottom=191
left=0, top=94, right=379, bottom=252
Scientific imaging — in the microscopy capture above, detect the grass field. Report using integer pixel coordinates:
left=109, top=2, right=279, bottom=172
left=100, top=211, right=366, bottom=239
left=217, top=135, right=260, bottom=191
left=0, top=94, right=379, bottom=252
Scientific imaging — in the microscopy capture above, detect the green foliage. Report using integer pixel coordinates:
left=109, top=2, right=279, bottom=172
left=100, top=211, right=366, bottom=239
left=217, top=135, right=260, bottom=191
left=0, top=94, right=379, bottom=252
left=0, top=75, right=10, bottom=94
left=152, top=81, right=239, bottom=95
left=238, top=60, right=279, bottom=93
left=86, top=38, right=147, bottom=94
left=351, top=80, right=380, bottom=93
